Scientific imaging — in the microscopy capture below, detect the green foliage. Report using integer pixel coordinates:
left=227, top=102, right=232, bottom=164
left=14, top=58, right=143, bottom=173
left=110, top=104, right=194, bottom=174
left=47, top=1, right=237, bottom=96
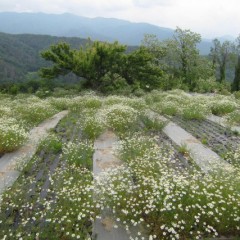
left=40, top=40, right=165, bottom=93
left=74, top=41, right=127, bottom=89
left=142, top=28, right=215, bottom=92
left=123, top=46, right=163, bottom=90
left=232, top=55, right=240, bottom=91
left=177, top=143, right=189, bottom=155
left=166, top=27, right=203, bottom=88
left=193, top=76, right=225, bottom=93
left=210, top=39, right=235, bottom=82
left=40, top=40, right=127, bottom=89
left=234, top=90, right=240, bottom=99
left=100, top=72, right=131, bottom=95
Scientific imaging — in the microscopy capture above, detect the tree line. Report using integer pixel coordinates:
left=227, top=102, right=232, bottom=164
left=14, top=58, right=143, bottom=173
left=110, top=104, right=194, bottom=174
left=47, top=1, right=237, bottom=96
left=2, top=28, right=240, bottom=95
left=39, top=27, right=240, bottom=94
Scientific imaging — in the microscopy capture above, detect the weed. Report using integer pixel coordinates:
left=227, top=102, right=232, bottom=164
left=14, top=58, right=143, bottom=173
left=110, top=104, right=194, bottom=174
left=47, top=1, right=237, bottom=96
left=140, top=114, right=166, bottom=132
left=201, top=137, right=208, bottom=145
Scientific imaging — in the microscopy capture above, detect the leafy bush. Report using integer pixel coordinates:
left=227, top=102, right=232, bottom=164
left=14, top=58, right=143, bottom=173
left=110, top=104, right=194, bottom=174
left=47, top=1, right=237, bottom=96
left=210, top=100, right=237, bottom=116
left=182, top=102, right=209, bottom=120
left=100, top=72, right=131, bottom=95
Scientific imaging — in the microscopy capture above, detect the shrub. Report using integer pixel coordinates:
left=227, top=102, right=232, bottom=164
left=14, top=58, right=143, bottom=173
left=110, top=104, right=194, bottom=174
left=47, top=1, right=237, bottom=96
left=210, top=100, right=237, bottom=116
left=182, top=102, right=209, bottom=120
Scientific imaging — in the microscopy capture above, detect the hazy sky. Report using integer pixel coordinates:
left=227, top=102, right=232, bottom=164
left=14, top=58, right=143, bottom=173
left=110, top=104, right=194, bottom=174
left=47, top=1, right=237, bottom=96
left=0, top=0, right=239, bottom=39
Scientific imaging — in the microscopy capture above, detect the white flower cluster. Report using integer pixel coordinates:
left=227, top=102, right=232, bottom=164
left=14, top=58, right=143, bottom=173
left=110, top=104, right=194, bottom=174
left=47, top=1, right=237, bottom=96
left=62, top=141, right=94, bottom=168
left=0, top=117, right=28, bottom=153
left=96, top=133, right=240, bottom=239
left=98, top=104, right=139, bottom=134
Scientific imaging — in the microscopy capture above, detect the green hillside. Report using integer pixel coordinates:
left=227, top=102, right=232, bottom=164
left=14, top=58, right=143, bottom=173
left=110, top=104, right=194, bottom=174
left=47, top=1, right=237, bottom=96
left=0, top=32, right=88, bottom=83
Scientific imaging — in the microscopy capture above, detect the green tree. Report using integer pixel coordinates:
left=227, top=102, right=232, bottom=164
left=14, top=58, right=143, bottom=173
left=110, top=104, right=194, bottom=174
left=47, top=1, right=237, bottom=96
left=40, top=42, right=75, bottom=79
left=40, top=40, right=163, bottom=92
left=173, top=27, right=201, bottom=84
left=141, top=34, right=166, bottom=63
left=123, top=46, right=163, bottom=90
left=40, top=41, right=126, bottom=89
left=232, top=35, right=240, bottom=91
left=210, top=39, right=234, bottom=82
left=73, top=41, right=126, bottom=89
left=232, top=55, right=240, bottom=91
left=162, top=27, right=214, bottom=90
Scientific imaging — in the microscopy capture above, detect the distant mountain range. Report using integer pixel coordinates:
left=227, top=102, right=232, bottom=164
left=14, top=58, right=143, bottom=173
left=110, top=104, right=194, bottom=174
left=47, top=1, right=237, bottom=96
left=0, top=12, right=236, bottom=83
left=0, top=12, right=220, bottom=55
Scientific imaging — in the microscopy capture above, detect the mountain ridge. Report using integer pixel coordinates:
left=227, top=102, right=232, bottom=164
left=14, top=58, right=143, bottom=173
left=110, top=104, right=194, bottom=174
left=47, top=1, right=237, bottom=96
left=0, top=11, right=214, bottom=54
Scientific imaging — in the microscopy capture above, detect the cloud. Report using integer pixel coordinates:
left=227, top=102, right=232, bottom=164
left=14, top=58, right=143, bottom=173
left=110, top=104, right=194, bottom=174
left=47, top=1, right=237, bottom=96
left=132, top=0, right=172, bottom=8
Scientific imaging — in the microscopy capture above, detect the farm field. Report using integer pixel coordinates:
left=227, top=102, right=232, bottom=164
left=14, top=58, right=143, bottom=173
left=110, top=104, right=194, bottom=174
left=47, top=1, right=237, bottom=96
left=0, top=90, right=240, bottom=240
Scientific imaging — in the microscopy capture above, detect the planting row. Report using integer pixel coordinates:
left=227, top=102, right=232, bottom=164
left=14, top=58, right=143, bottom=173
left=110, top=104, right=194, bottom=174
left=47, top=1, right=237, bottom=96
left=1, top=90, right=240, bottom=155
left=0, top=111, right=95, bottom=239
left=0, top=93, right=240, bottom=239
left=171, top=116, right=240, bottom=157
left=146, top=90, right=240, bottom=123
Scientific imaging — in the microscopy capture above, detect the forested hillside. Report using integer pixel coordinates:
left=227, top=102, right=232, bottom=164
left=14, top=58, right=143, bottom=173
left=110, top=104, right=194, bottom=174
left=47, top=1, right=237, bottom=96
left=0, top=32, right=88, bottom=83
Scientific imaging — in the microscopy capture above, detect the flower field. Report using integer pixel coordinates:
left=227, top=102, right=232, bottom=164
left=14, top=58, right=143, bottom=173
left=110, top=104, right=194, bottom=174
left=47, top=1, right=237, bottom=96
left=0, top=91, right=240, bottom=239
